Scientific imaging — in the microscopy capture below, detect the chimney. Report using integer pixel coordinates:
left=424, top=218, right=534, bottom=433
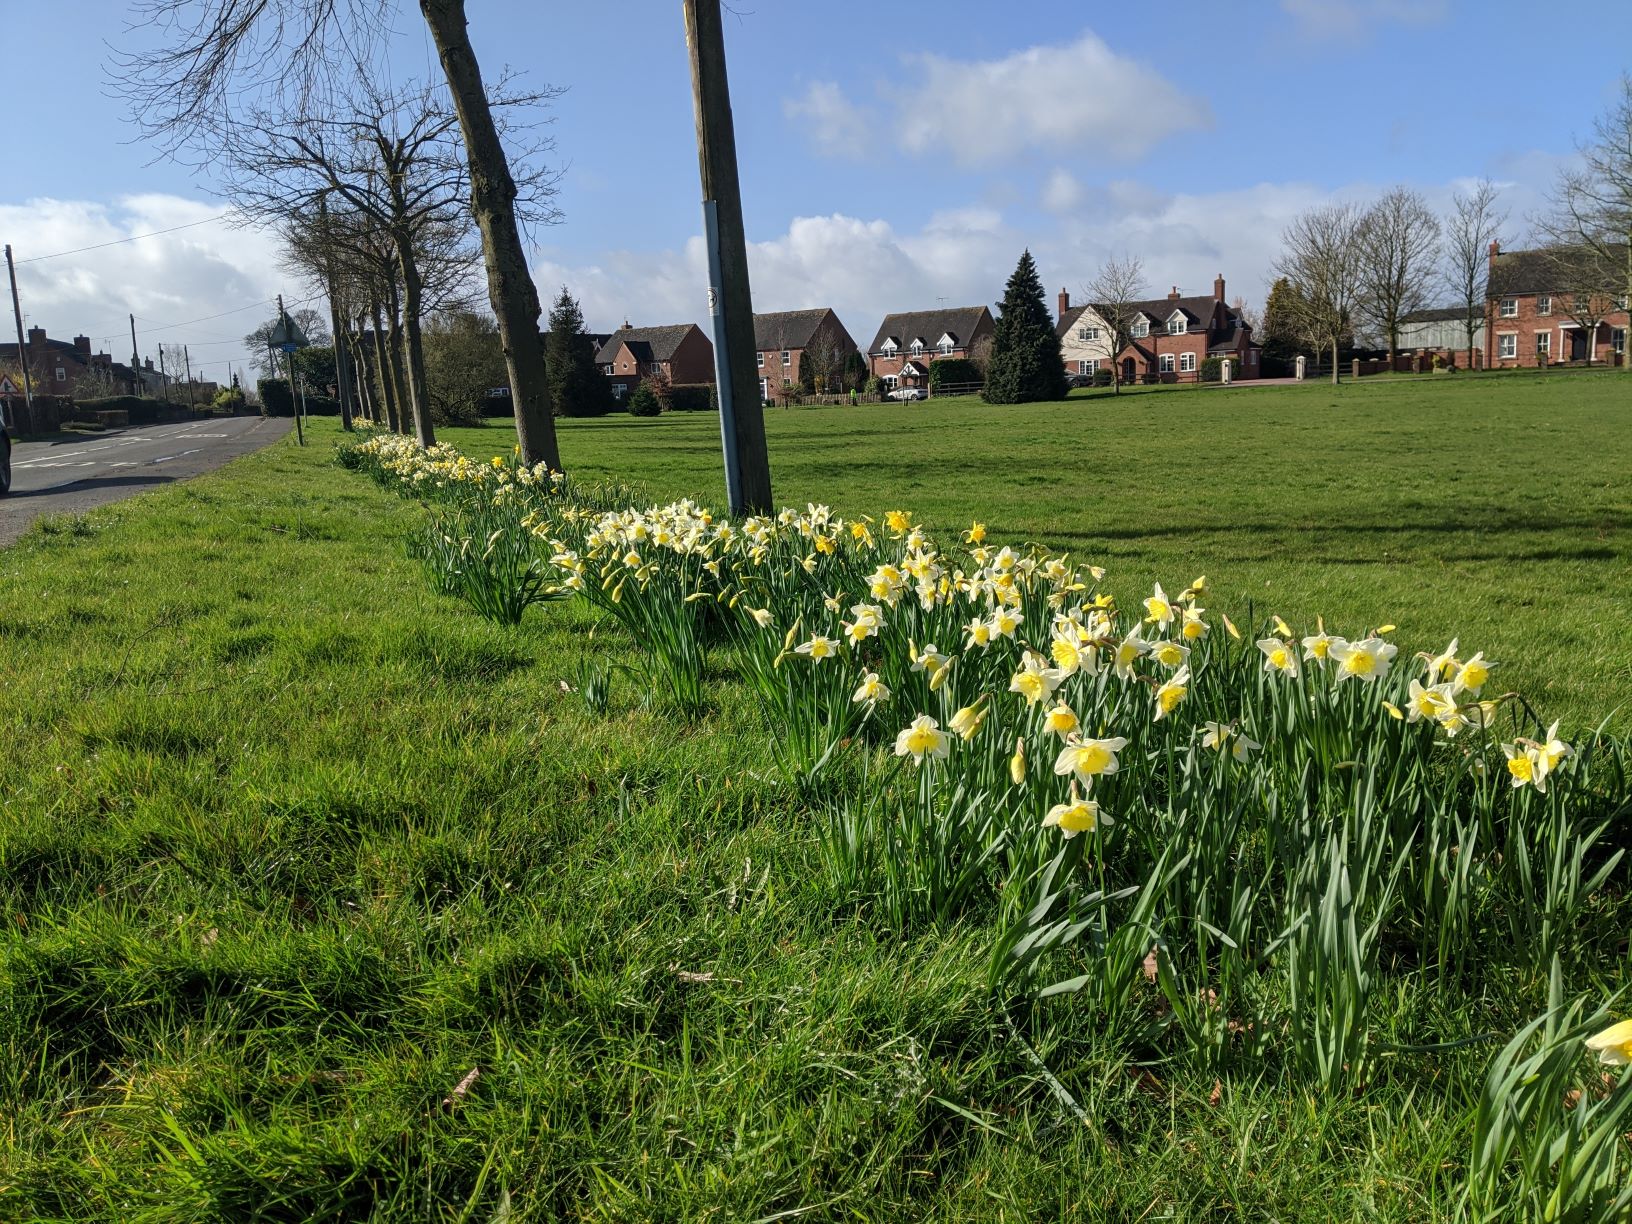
left=1488, top=239, right=1500, bottom=260
left=144, top=357, right=154, bottom=371
left=1168, top=286, right=1181, bottom=301
left=1213, top=274, right=1226, bottom=303
left=1058, top=287, right=1070, bottom=320
left=73, top=335, right=91, bottom=357
left=26, top=325, right=46, bottom=351
left=621, top=318, right=632, bottom=330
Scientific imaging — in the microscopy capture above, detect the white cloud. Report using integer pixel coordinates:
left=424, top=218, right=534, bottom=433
left=783, top=82, right=870, bottom=158
left=0, top=194, right=289, bottom=384
left=791, top=32, right=1210, bottom=166
left=1041, top=168, right=1085, bottom=214
left=1279, top=0, right=1450, bottom=39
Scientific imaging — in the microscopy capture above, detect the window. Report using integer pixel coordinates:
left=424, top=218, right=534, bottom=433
left=756, top=352, right=764, bottom=368
left=882, top=373, right=898, bottom=387
left=612, top=384, right=626, bottom=400
left=1179, top=352, right=1196, bottom=373
left=1159, top=353, right=1175, bottom=374
left=1498, top=333, right=1517, bottom=359
left=601, top=364, right=613, bottom=375
left=1077, top=359, right=1097, bottom=375
left=759, top=378, right=769, bottom=400
left=909, top=340, right=924, bottom=356
left=781, top=350, right=790, bottom=367
left=937, top=340, right=953, bottom=356
left=1537, top=295, right=1552, bottom=316
left=1614, top=329, right=1627, bottom=355
left=881, top=339, right=897, bottom=355
left=1616, top=295, right=1629, bottom=311
left=1167, top=316, right=1187, bottom=335
left=1536, top=332, right=1550, bottom=357
left=783, top=378, right=792, bottom=388
left=1574, top=295, right=1588, bottom=313
left=55, top=367, right=66, bottom=381
left=1077, top=325, right=1100, bottom=341
left=1499, top=298, right=1517, bottom=318
left=1130, top=319, right=1149, bottom=339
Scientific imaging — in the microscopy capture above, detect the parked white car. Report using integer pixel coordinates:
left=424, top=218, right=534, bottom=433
left=886, top=386, right=928, bottom=401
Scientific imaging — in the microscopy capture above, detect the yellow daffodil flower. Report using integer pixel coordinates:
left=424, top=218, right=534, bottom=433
left=1112, top=626, right=1148, bottom=681
left=1181, top=608, right=1209, bottom=640
left=1406, top=680, right=1457, bottom=723
left=1329, top=637, right=1397, bottom=683
left=852, top=672, right=890, bottom=705
left=964, top=521, right=987, bottom=544
left=1453, top=652, right=1493, bottom=696
left=1150, top=639, right=1191, bottom=670
left=894, top=714, right=949, bottom=765
left=1427, top=638, right=1460, bottom=681
left=949, top=702, right=988, bottom=741
left=1044, top=795, right=1112, bottom=838
left=1302, top=632, right=1337, bottom=662
left=965, top=617, right=994, bottom=649
left=1043, top=702, right=1080, bottom=740
left=989, top=606, right=1024, bottom=638
left=1201, top=721, right=1259, bottom=762
left=1053, top=734, right=1129, bottom=784
left=1144, top=583, right=1175, bottom=627
left=1256, top=637, right=1300, bottom=678
left=1501, top=741, right=1547, bottom=792
left=1154, top=667, right=1190, bottom=720
left=794, top=634, right=840, bottom=662
left=1009, top=651, right=1065, bottom=706
left=1586, top=1019, right=1632, bottom=1065
left=1271, top=615, right=1293, bottom=638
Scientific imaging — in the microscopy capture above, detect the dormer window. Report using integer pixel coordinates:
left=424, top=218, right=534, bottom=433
left=881, top=338, right=898, bottom=355
left=909, top=338, right=924, bottom=356
left=1167, top=313, right=1187, bottom=335
left=936, top=333, right=955, bottom=355
left=1130, top=319, right=1149, bottom=339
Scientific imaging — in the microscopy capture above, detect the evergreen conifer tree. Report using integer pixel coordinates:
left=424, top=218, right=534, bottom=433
left=982, top=250, right=1067, bottom=404
left=545, top=287, right=611, bottom=418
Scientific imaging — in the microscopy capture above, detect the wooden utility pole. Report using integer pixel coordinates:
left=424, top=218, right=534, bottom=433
left=277, top=295, right=303, bottom=446
left=683, top=0, right=772, bottom=515
left=6, top=244, right=34, bottom=411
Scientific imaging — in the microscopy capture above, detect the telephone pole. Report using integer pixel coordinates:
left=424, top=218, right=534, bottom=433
left=278, top=294, right=303, bottom=446
left=129, top=314, right=143, bottom=396
left=5, top=244, right=34, bottom=411
left=684, top=0, right=772, bottom=515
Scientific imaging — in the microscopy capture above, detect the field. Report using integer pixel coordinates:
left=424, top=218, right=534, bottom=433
left=1, top=372, right=1629, bottom=1220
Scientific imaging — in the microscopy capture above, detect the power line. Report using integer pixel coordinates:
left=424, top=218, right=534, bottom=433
left=14, top=214, right=235, bottom=265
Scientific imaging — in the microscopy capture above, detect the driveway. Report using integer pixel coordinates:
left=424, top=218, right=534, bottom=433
left=1, top=415, right=293, bottom=546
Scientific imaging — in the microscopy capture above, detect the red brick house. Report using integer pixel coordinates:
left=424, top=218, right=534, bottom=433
left=1484, top=242, right=1628, bottom=369
left=595, top=322, right=716, bottom=402
left=866, top=306, right=994, bottom=389
left=1056, top=276, right=1260, bottom=384
left=0, top=327, right=152, bottom=398
left=753, top=308, right=858, bottom=399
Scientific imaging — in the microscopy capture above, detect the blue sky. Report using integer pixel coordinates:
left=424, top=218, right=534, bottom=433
left=3, top=0, right=1628, bottom=381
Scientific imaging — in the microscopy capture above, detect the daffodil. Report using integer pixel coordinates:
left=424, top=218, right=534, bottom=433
left=1009, top=651, right=1064, bottom=706
left=989, top=606, right=1024, bottom=638
left=1150, top=639, right=1191, bottom=670
left=1181, top=607, right=1209, bottom=640
left=964, top=617, right=994, bottom=649
left=1154, top=667, right=1190, bottom=720
left=964, top=521, right=987, bottom=544
left=1426, top=638, right=1460, bottom=681
left=949, top=701, right=988, bottom=741
left=1256, top=636, right=1300, bottom=678
left=1271, top=615, right=1293, bottom=638
left=853, top=672, right=889, bottom=705
left=1009, top=738, right=1027, bottom=785
left=1053, top=734, right=1129, bottom=785
left=1201, top=721, right=1260, bottom=762
left=1586, top=1019, right=1632, bottom=1065
left=1453, top=652, right=1493, bottom=696
left=1043, top=701, right=1080, bottom=740
left=1049, top=632, right=1084, bottom=675
left=1044, top=794, right=1112, bottom=838
left=1302, top=631, right=1338, bottom=662
left=894, top=714, right=949, bottom=765
left=1502, top=741, right=1547, bottom=792
left=794, top=634, right=840, bottom=662
left=1112, top=626, right=1148, bottom=681
left=1406, top=679, right=1457, bottom=723
left=1534, top=720, right=1571, bottom=780
left=1329, top=637, right=1397, bottom=683
left=1144, top=583, right=1175, bottom=627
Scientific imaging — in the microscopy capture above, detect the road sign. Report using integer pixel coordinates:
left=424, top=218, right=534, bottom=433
left=279, top=342, right=299, bottom=353
left=267, top=317, right=309, bottom=349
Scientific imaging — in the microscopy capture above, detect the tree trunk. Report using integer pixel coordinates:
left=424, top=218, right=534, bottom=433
left=369, top=299, right=401, bottom=434
left=418, top=0, right=558, bottom=469
left=395, top=233, right=435, bottom=448
left=1331, top=336, right=1340, bottom=384
left=348, top=323, right=374, bottom=423
left=384, top=278, right=412, bottom=438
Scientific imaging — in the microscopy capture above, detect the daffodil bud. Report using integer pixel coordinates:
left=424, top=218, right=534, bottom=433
left=1009, top=738, right=1026, bottom=786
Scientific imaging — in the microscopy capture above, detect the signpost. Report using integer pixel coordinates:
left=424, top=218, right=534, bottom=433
left=272, top=295, right=308, bottom=446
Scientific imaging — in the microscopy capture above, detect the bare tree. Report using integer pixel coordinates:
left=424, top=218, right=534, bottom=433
left=1277, top=204, right=1367, bottom=384
left=1536, top=76, right=1632, bottom=372
left=1083, top=254, right=1147, bottom=394
left=1357, top=187, right=1440, bottom=363
left=115, top=0, right=568, bottom=465
left=1444, top=179, right=1506, bottom=370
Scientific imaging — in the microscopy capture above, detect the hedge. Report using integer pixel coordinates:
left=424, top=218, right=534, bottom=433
left=74, top=396, right=191, bottom=425
left=258, top=378, right=295, bottom=417
left=667, top=383, right=717, bottom=413
left=928, top=357, right=982, bottom=390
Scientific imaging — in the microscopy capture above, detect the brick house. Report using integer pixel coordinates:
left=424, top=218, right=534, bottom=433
left=595, top=322, right=715, bottom=402
left=753, top=308, right=858, bottom=399
left=1056, top=276, right=1260, bottom=384
left=1484, top=242, right=1629, bottom=369
left=866, top=306, right=994, bottom=389
left=0, top=327, right=147, bottom=398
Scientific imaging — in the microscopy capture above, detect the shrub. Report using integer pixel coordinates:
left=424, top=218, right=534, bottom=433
left=74, top=395, right=189, bottom=425
left=667, top=383, right=716, bottom=413
left=1094, top=369, right=1113, bottom=387
left=928, top=357, right=982, bottom=391
left=863, top=376, right=884, bottom=399
left=258, top=378, right=295, bottom=417
left=1199, top=356, right=1226, bottom=383
left=212, top=386, right=247, bottom=414
left=626, top=380, right=662, bottom=417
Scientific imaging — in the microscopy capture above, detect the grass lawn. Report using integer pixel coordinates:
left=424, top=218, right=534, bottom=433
left=0, top=371, right=1628, bottom=1219
left=446, top=369, right=1632, bottom=727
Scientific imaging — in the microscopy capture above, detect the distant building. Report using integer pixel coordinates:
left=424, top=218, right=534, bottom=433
left=0, top=327, right=169, bottom=398
left=595, top=322, right=715, bottom=402
left=1485, top=242, right=1629, bottom=369
left=753, top=308, right=857, bottom=399
left=1397, top=307, right=1482, bottom=358
left=866, top=306, right=995, bottom=389
left=1057, top=276, right=1259, bottom=383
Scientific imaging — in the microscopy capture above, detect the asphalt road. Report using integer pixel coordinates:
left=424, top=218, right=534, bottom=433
left=0, top=415, right=293, bottom=546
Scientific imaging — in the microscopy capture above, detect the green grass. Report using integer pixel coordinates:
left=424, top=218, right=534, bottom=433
left=0, top=373, right=1627, bottom=1219
left=447, top=370, right=1632, bottom=725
